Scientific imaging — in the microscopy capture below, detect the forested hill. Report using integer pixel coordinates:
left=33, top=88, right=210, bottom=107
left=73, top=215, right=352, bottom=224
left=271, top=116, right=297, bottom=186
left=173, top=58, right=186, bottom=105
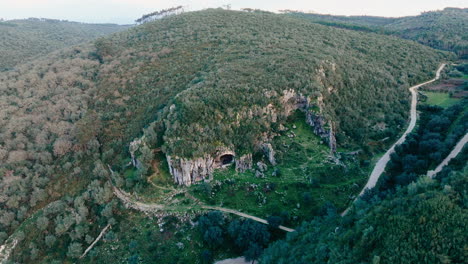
left=0, top=9, right=448, bottom=262
left=289, top=8, right=468, bottom=58
left=0, top=18, right=130, bottom=71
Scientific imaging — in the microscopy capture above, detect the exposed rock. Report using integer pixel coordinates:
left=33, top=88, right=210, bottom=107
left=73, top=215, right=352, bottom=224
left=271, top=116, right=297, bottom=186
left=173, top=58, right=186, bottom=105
left=129, top=136, right=146, bottom=167
left=235, top=154, right=252, bottom=173
left=262, top=143, right=276, bottom=165
left=166, top=155, right=215, bottom=186
left=256, top=161, right=268, bottom=172
left=305, top=110, right=337, bottom=153
left=278, top=124, right=288, bottom=132
left=255, top=170, right=265, bottom=178
left=167, top=149, right=235, bottom=186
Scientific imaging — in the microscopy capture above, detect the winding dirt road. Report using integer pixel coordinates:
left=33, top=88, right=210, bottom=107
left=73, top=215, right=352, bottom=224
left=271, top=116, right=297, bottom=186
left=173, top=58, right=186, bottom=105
left=342, top=64, right=446, bottom=215
left=427, top=133, right=468, bottom=178
left=113, top=186, right=295, bottom=232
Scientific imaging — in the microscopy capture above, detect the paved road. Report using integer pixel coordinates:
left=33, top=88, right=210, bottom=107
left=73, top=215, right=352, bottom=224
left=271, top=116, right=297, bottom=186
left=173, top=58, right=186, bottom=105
left=427, top=133, right=468, bottom=178
left=342, top=64, right=446, bottom=215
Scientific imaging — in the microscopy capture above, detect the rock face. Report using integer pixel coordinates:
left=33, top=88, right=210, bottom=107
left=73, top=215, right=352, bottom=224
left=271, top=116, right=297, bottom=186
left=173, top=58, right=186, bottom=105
left=305, top=110, right=337, bottom=153
left=262, top=143, right=277, bottom=165
left=167, top=149, right=235, bottom=186
left=166, top=155, right=215, bottom=186
left=235, top=154, right=252, bottom=173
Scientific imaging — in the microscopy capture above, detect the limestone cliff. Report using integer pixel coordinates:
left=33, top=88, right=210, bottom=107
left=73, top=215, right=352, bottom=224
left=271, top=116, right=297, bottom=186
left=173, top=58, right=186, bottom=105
left=262, top=143, right=277, bottom=165
left=166, top=149, right=236, bottom=186
left=166, top=155, right=215, bottom=186
left=305, top=110, right=337, bottom=153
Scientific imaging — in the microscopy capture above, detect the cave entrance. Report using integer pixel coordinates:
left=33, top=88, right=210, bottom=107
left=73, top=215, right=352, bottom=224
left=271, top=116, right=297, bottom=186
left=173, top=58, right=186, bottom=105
left=219, top=154, right=234, bottom=165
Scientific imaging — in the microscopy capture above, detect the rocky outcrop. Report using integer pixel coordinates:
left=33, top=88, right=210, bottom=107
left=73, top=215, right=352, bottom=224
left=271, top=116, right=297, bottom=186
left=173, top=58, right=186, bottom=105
left=279, top=89, right=337, bottom=154
left=129, top=137, right=145, bottom=167
left=235, top=154, right=252, bottom=172
left=262, top=143, right=277, bottom=165
left=305, top=110, right=336, bottom=153
left=167, top=149, right=236, bottom=186
left=166, top=155, right=215, bottom=186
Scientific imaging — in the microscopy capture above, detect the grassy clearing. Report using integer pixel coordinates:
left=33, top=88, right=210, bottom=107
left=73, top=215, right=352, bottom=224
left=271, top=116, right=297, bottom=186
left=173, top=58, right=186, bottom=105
left=422, top=91, right=461, bottom=108
left=189, top=112, right=368, bottom=226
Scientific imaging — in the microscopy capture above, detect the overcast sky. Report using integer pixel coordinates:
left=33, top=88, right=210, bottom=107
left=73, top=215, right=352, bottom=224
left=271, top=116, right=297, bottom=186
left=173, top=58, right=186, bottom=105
left=0, top=0, right=466, bottom=24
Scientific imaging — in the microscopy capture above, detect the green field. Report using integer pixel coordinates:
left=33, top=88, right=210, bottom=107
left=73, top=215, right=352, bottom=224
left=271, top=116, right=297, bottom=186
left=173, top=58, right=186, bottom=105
left=422, top=91, right=461, bottom=108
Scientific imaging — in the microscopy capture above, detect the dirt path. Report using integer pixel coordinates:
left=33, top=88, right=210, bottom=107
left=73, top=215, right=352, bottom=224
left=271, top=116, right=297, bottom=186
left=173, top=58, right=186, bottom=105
left=342, top=64, right=446, bottom=215
left=80, top=224, right=111, bottom=259
left=202, top=205, right=295, bottom=232
left=427, top=133, right=468, bottom=178
left=215, top=257, right=253, bottom=264
left=112, top=186, right=295, bottom=232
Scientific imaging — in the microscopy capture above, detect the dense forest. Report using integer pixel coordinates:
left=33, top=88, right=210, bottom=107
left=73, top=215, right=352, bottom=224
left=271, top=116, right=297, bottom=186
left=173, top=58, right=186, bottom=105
left=289, top=7, right=468, bottom=58
left=0, top=8, right=462, bottom=263
left=0, top=18, right=130, bottom=71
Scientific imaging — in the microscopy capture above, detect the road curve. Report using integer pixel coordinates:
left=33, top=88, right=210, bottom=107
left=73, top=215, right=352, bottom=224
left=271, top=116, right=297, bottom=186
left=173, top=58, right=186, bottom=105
left=342, top=64, right=446, bottom=215
left=427, top=133, right=468, bottom=178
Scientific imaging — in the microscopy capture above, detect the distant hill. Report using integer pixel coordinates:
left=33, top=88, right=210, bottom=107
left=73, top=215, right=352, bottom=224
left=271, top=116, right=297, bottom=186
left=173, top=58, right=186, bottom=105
left=0, top=18, right=131, bottom=71
left=289, top=8, right=468, bottom=58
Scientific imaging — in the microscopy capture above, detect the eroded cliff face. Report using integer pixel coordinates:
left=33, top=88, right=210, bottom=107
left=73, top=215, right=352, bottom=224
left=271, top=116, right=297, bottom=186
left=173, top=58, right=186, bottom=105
left=305, top=110, right=337, bottom=153
left=166, top=149, right=238, bottom=186
left=166, top=155, right=215, bottom=186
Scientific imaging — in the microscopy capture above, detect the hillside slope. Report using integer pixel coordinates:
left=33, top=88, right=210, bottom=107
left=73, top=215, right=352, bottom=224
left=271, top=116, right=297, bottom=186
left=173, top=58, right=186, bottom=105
left=261, top=153, right=468, bottom=264
left=0, top=18, right=130, bottom=71
left=0, top=9, right=449, bottom=262
left=290, top=8, right=468, bottom=58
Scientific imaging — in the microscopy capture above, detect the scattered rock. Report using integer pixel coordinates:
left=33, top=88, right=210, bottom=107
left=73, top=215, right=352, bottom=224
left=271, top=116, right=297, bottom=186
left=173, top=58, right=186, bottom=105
left=176, top=242, right=184, bottom=249
left=256, top=161, right=267, bottom=172
left=278, top=124, right=289, bottom=132
left=255, top=170, right=265, bottom=178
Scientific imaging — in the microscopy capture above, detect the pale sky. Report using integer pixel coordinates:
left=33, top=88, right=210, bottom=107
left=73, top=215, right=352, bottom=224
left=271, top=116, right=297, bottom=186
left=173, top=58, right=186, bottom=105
left=0, top=0, right=466, bottom=24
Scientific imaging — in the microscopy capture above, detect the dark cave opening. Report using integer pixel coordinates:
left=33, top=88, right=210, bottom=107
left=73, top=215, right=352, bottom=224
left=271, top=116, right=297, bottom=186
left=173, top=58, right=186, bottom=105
left=219, top=154, right=234, bottom=165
